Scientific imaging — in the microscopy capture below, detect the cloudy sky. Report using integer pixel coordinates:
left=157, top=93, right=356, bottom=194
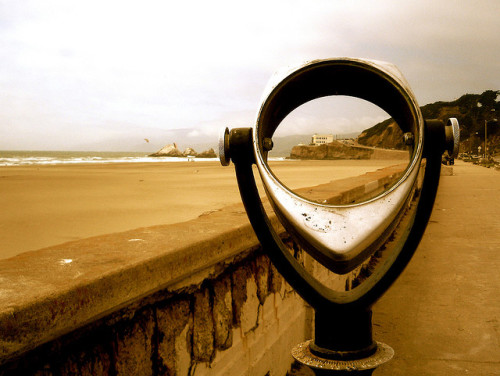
left=0, top=0, right=498, bottom=151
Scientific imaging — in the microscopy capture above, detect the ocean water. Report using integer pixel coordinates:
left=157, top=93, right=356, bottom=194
left=0, top=150, right=219, bottom=167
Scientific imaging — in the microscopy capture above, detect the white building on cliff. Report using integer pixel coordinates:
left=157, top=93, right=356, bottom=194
left=311, top=134, right=334, bottom=145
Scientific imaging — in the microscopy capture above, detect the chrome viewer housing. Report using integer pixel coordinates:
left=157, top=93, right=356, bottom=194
left=253, top=58, right=423, bottom=273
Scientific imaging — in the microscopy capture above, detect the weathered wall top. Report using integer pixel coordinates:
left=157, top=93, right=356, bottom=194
left=0, top=201, right=280, bottom=364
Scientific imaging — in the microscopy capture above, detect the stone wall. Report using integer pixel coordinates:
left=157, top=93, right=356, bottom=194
left=0, top=241, right=332, bottom=376
left=0, top=237, right=369, bottom=376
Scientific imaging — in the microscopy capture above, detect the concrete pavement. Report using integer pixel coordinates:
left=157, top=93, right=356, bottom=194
left=374, top=161, right=500, bottom=375
left=288, top=161, right=499, bottom=375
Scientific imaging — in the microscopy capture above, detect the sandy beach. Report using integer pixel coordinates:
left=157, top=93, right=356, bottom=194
left=0, top=159, right=406, bottom=260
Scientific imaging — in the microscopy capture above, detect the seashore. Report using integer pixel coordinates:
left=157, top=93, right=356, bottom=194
left=0, top=159, right=406, bottom=260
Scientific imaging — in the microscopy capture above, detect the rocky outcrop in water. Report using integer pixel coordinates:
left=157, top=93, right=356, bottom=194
left=150, top=144, right=217, bottom=158
left=149, top=143, right=183, bottom=157
left=183, top=147, right=197, bottom=156
left=197, top=148, right=217, bottom=158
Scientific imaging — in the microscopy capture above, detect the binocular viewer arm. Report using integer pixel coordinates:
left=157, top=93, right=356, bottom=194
left=222, top=120, right=448, bottom=310
left=222, top=122, right=449, bottom=369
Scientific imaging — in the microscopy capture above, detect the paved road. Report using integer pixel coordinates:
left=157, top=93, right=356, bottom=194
left=374, top=161, right=500, bottom=375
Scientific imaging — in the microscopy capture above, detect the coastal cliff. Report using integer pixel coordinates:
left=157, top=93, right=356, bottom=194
left=290, top=141, right=372, bottom=160
left=358, top=121, right=405, bottom=150
left=290, top=141, right=408, bottom=160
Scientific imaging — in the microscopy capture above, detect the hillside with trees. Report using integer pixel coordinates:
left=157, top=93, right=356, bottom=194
left=358, top=90, right=500, bottom=156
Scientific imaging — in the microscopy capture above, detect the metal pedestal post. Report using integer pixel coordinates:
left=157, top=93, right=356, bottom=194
left=291, top=308, right=394, bottom=375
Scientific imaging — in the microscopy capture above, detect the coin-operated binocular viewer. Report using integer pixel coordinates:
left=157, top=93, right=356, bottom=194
left=219, top=58, right=459, bottom=375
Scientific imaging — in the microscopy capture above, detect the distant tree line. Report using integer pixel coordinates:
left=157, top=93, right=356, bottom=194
left=420, top=90, right=499, bottom=140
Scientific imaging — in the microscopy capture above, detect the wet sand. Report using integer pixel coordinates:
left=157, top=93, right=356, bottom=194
left=0, top=159, right=405, bottom=259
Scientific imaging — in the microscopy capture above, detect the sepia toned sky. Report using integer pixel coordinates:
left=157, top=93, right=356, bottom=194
left=1, top=0, right=499, bottom=151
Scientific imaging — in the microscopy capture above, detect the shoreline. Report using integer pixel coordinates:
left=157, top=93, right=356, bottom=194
left=0, top=159, right=407, bottom=260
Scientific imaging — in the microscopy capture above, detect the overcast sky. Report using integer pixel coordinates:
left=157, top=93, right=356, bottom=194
left=1, top=0, right=499, bottom=151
